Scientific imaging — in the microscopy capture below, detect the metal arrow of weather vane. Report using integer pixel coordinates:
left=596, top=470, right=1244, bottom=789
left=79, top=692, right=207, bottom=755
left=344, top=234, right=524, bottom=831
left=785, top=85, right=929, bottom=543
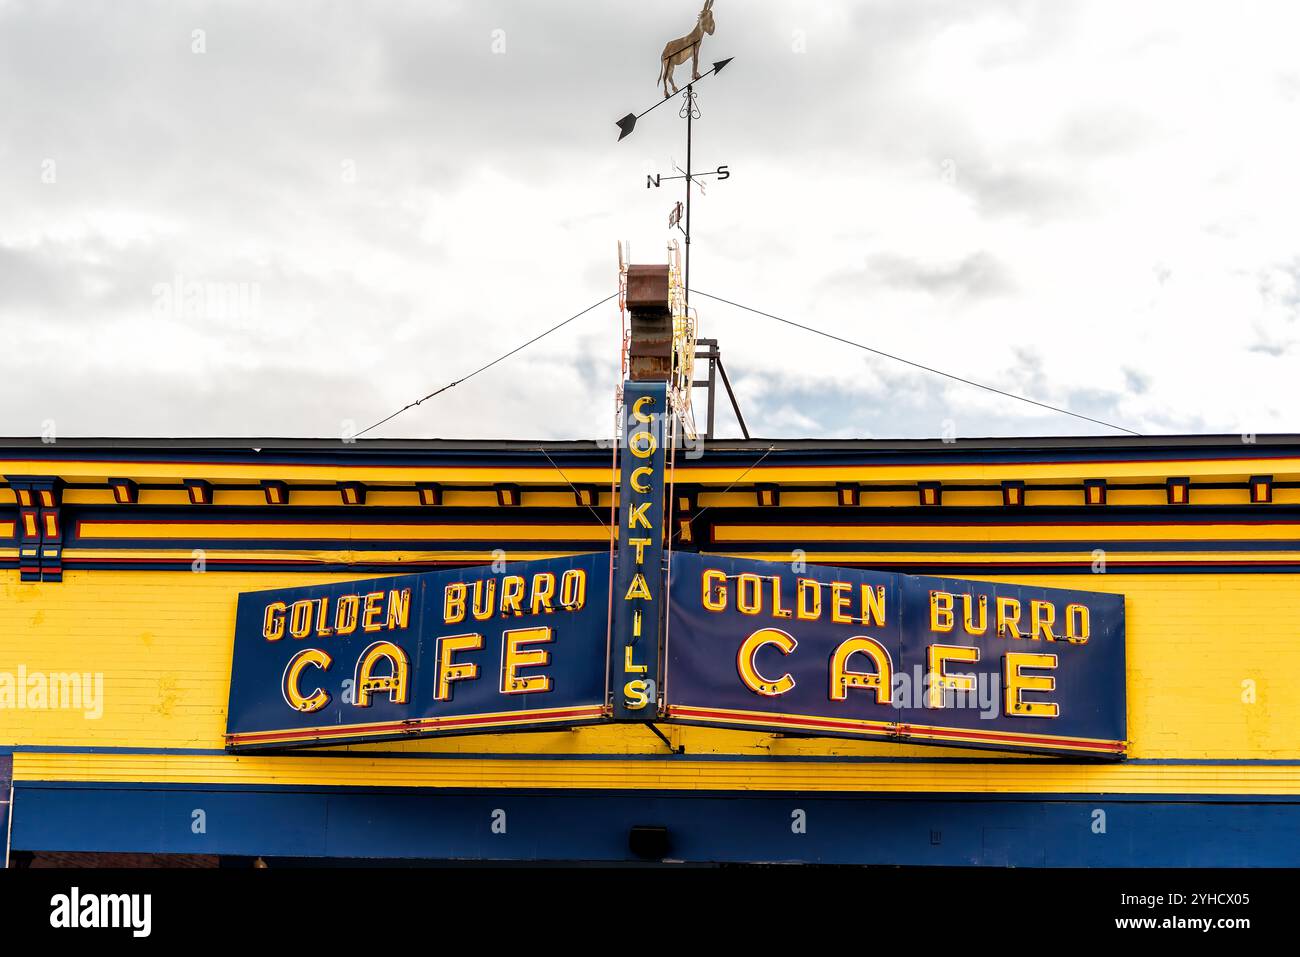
left=615, top=0, right=733, bottom=309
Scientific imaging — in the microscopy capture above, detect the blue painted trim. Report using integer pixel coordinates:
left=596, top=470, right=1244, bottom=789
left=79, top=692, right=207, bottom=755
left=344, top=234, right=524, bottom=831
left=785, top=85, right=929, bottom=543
left=721, top=563, right=1300, bottom=575
left=67, top=537, right=599, bottom=551
left=58, top=503, right=1300, bottom=522
left=715, top=540, right=1300, bottom=553
left=15, top=780, right=1300, bottom=802
left=7, top=441, right=1300, bottom=468
left=11, top=782, right=1300, bottom=865
left=59, top=561, right=1300, bottom=576
left=56, top=562, right=1300, bottom=575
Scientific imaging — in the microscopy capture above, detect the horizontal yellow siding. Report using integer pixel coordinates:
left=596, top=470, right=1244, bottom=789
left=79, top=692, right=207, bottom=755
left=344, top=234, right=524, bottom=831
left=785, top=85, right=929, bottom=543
left=1, top=563, right=1297, bottom=792
left=0, top=460, right=612, bottom=484
left=79, top=521, right=611, bottom=542
left=59, top=548, right=590, bottom=564
left=13, top=751, right=1300, bottom=795
left=717, top=550, right=1300, bottom=565
left=715, top=522, right=1300, bottom=543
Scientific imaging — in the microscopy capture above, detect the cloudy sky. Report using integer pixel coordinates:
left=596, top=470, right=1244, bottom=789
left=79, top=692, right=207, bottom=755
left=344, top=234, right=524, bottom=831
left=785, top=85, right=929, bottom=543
left=2, top=0, right=1297, bottom=441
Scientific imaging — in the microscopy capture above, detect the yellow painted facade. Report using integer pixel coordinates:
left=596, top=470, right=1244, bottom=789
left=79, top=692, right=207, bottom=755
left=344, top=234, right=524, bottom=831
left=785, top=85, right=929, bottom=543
left=3, top=440, right=1298, bottom=807
left=3, top=564, right=1296, bottom=795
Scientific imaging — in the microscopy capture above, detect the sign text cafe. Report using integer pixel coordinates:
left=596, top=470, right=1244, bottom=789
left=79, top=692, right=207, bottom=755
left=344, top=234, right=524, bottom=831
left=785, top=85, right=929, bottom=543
left=227, top=380, right=1126, bottom=759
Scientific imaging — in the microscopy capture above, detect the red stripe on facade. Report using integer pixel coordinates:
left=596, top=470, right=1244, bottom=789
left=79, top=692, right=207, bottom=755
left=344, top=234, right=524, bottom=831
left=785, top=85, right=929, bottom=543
left=228, top=706, right=606, bottom=745
left=669, top=706, right=1122, bottom=752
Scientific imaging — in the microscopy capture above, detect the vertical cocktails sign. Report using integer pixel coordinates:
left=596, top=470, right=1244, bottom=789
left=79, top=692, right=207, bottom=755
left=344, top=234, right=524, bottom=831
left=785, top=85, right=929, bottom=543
left=610, top=380, right=669, bottom=718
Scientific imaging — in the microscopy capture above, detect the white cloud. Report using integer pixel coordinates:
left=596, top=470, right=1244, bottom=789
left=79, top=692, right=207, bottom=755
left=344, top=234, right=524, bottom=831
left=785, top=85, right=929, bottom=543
left=1, top=0, right=1297, bottom=439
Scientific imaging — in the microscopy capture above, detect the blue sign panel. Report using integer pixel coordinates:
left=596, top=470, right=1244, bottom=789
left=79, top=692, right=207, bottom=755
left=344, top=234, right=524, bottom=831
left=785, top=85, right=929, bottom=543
left=226, top=553, right=610, bottom=750
left=664, top=553, right=1126, bottom=758
left=610, top=380, right=669, bottom=719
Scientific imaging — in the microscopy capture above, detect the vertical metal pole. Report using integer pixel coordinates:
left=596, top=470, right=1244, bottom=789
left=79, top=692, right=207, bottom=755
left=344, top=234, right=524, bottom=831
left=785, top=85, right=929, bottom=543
left=4, top=780, right=12, bottom=870
left=684, top=84, right=692, bottom=312
left=662, top=406, right=678, bottom=712
left=706, top=346, right=717, bottom=440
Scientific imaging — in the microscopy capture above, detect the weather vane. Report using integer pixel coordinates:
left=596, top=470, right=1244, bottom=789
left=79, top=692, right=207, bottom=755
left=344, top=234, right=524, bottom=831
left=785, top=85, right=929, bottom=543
left=615, top=1, right=733, bottom=313
left=658, top=0, right=717, bottom=98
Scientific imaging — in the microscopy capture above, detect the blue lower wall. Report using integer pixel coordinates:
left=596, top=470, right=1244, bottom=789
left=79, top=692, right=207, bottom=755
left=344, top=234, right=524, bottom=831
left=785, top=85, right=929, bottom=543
left=12, top=783, right=1300, bottom=866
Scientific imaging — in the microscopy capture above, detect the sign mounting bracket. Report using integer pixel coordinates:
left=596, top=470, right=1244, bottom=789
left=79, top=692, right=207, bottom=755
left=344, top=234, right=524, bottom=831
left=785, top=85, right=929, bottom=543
left=644, top=722, right=685, bottom=754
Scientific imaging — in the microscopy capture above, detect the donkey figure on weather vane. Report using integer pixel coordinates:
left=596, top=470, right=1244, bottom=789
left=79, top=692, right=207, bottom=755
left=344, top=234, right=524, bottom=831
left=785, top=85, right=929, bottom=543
left=658, top=0, right=716, bottom=98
